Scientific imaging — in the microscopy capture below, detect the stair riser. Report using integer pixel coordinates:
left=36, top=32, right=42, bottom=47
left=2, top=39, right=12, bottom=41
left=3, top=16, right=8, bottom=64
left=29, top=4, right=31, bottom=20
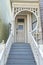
left=6, top=43, right=36, bottom=65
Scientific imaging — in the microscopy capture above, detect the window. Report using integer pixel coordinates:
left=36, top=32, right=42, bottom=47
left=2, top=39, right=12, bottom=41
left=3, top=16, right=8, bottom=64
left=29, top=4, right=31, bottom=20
left=32, top=20, right=37, bottom=30
left=17, top=19, right=24, bottom=23
left=18, top=25, right=23, bottom=30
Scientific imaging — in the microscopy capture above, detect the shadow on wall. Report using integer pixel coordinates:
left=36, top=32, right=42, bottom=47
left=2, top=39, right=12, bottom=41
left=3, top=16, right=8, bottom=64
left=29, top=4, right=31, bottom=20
left=0, top=18, right=9, bottom=43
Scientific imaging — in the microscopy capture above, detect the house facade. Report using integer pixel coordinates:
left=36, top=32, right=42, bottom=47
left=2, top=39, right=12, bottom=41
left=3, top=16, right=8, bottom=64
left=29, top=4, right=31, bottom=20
left=0, top=0, right=43, bottom=65
left=10, top=0, right=42, bottom=43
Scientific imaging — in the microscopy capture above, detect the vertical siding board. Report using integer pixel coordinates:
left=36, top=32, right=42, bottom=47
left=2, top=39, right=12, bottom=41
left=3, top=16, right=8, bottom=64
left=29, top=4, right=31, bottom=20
left=40, top=0, right=43, bottom=40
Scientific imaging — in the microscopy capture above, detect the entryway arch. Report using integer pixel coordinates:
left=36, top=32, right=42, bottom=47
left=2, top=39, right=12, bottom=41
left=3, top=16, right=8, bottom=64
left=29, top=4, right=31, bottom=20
left=14, top=9, right=38, bottom=32
left=14, top=9, right=38, bottom=43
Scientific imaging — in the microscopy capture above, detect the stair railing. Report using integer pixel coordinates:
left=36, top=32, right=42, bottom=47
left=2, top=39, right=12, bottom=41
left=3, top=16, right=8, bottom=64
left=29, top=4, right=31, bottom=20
left=29, top=29, right=43, bottom=65
left=4, top=31, right=14, bottom=65
left=0, top=30, right=14, bottom=65
left=29, top=32, right=39, bottom=65
left=0, top=41, right=5, bottom=65
left=32, top=28, right=42, bottom=44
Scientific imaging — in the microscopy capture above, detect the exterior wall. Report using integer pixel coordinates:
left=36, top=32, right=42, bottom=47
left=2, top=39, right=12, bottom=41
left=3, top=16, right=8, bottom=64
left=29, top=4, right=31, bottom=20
left=0, top=0, right=12, bottom=42
left=0, top=0, right=12, bottom=23
left=11, top=0, right=42, bottom=43
left=12, top=2, right=39, bottom=8
left=40, top=0, right=43, bottom=41
left=11, top=0, right=39, bottom=2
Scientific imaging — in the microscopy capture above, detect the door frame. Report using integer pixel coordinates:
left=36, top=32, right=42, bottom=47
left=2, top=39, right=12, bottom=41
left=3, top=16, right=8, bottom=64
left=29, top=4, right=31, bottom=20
left=15, top=15, right=27, bottom=43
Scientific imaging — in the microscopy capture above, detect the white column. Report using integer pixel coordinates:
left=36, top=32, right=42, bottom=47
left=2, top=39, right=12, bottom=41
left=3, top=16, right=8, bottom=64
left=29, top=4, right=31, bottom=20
left=25, top=17, right=27, bottom=43
left=27, top=14, right=30, bottom=43
left=29, top=13, right=32, bottom=32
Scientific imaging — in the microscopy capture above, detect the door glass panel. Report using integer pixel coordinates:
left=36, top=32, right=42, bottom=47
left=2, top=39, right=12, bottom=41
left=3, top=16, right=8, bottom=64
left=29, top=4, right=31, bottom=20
left=18, top=25, right=23, bottom=30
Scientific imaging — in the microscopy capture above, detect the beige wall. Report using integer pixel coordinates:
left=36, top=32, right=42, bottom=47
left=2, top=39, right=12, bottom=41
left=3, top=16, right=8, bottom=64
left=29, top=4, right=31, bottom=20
left=11, top=0, right=39, bottom=2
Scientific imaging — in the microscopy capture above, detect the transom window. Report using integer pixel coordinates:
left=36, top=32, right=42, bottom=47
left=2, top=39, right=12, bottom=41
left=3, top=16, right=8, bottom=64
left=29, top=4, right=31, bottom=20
left=17, top=19, right=24, bottom=23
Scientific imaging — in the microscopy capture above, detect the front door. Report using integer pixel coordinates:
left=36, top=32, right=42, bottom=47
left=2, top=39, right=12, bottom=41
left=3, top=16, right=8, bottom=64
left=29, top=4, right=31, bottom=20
left=16, top=18, right=25, bottom=42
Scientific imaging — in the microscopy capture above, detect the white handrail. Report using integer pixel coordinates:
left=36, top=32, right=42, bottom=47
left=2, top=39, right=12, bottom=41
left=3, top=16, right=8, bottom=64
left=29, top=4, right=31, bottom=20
left=0, top=31, right=14, bottom=65
left=4, top=31, right=14, bottom=65
left=0, top=42, right=5, bottom=65
left=29, top=32, right=43, bottom=65
left=0, top=31, right=43, bottom=65
left=29, top=33, right=39, bottom=65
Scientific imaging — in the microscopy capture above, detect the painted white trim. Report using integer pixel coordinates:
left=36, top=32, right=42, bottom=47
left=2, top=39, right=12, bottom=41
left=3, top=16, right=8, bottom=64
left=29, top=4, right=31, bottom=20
left=27, top=14, right=30, bottom=42
left=14, top=9, right=38, bottom=33
left=15, top=15, right=27, bottom=42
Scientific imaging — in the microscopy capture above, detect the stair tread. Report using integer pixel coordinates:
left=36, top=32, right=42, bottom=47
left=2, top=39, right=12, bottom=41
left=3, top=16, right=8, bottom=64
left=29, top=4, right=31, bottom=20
left=6, top=43, right=36, bottom=65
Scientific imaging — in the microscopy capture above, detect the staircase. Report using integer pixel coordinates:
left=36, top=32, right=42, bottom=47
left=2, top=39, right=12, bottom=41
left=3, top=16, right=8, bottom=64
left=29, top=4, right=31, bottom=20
left=6, top=43, right=36, bottom=65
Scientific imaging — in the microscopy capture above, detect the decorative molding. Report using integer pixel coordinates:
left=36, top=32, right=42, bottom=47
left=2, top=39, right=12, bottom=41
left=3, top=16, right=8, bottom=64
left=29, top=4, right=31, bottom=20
left=11, top=0, right=39, bottom=3
left=14, top=7, right=38, bottom=16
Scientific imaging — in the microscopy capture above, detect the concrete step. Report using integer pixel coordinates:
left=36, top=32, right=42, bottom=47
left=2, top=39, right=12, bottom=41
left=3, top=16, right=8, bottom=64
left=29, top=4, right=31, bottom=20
left=6, top=62, right=36, bottom=65
left=9, top=54, right=34, bottom=59
left=6, top=43, right=36, bottom=65
left=12, top=43, right=30, bottom=47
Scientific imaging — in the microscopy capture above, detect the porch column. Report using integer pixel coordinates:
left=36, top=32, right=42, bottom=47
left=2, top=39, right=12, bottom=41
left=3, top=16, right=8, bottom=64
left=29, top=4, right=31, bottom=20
left=29, top=13, right=32, bottom=32
left=27, top=14, right=30, bottom=43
